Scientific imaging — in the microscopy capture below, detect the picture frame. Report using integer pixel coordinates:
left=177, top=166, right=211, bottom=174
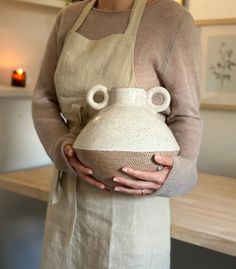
left=196, top=18, right=236, bottom=110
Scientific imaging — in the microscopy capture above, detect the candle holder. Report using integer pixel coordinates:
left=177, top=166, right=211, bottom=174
left=11, top=69, right=26, bottom=87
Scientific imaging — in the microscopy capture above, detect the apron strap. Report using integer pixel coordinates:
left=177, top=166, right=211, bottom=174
left=57, top=0, right=148, bottom=247
left=50, top=167, right=78, bottom=247
left=64, top=173, right=78, bottom=247
left=66, top=0, right=147, bottom=43
left=125, top=0, right=148, bottom=36
left=65, top=0, right=97, bottom=43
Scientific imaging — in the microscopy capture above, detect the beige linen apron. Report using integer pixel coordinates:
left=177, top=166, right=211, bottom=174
left=40, top=0, right=170, bottom=268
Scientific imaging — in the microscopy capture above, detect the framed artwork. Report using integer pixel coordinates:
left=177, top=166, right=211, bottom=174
left=196, top=19, right=236, bottom=110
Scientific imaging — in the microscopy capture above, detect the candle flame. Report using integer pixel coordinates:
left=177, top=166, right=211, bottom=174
left=16, top=68, right=24, bottom=75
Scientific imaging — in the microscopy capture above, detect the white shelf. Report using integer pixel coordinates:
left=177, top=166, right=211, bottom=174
left=0, top=85, right=33, bottom=98
left=16, top=0, right=65, bottom=8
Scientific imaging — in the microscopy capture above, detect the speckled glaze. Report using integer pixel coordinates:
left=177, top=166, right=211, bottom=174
left=73, top=84, right=180, bottom=187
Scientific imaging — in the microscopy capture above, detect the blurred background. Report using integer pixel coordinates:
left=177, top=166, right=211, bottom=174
left=0, top=0, right=235, bottom=268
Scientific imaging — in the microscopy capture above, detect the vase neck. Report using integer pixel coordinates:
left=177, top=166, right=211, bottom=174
left=110, top=88, right=146, bottom=105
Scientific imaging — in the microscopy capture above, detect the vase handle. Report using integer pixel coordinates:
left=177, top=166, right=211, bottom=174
left=146, top=86, right=171, bottom=112
left=86, top=84, right=109, bottom=110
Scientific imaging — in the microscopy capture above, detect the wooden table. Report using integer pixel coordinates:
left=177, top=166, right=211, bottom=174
left=0, top=165, right=235, bottom=256
left=0, top=166, right=51, bottom=202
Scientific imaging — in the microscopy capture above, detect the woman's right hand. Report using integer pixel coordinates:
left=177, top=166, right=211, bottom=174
left=64, top=144, right=109, bottom=191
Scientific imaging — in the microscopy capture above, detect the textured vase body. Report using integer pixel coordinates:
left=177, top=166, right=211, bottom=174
left=73, top=84, right=180, bottom=189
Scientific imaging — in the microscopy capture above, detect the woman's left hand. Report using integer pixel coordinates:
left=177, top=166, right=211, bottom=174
left=113, top=154, right=174, bottom=195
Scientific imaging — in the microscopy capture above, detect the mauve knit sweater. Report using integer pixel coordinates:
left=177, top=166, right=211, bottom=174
left=32, top=0, right=204, bottom=196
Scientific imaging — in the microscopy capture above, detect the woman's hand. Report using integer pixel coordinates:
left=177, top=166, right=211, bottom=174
left=113, top=154, right=174, bottom=195
left=64, top=144, right=109, bottom=191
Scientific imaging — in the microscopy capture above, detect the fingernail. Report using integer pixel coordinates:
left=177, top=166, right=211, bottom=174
left=99, top=185, right=105, bottom=189
left=87, top=170, right=93, bottom=175
left=67, top=148, right=73, bottom=156
left=114, top=187, right=120, bottom=191
left=113, top=177, right=118, bottom=182
left=122, top=168, right=128, bottom=173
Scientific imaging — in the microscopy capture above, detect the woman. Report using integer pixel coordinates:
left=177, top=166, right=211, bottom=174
left=32, top=0, right=203, bottom=268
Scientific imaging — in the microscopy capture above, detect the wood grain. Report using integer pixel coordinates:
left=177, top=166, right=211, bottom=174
left=0, top=166, right=52, bottom=201
left=0, top=166, right=235, bottom=256
left=195, top=18, right=236, bottom=26
left=200, top=102, right=236, bottom=111
left=171, top=173, right=236, bottom=256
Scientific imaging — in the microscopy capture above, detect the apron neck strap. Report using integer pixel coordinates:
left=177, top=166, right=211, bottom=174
left=69, top=0, right=147, bottom=37
left=125, top=0, right=147, bottom=36
left=69, top=0, right=97, bottom=34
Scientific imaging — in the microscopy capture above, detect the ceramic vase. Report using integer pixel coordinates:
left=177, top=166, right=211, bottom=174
left=73, top=84, right=180, bottom=190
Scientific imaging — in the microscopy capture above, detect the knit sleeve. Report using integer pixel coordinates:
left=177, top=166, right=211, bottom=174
left=31, top=11, right=77, bottom=175
left=153, top=12, right=204, bottom=197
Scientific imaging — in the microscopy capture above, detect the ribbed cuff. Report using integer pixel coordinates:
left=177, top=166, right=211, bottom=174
left=152, top=155, right=198, bottom=197
left=52, top=132, right=78, bottom=175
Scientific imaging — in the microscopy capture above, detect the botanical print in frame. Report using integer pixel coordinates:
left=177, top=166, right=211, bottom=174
left=197, top=19, right=236, bottom=110
left=207, top=35, right=236, bottom=92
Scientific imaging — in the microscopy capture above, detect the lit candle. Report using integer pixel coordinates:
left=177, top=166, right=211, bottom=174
left=11, top=68, right=26, bottom=87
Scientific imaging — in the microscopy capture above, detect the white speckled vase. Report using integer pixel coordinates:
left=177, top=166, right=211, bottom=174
left=73, top=84, right=180, bottom=189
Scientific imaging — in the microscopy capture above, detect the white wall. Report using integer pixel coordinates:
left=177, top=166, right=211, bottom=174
left=0, top=0, right=59, bottom=87
left=0, top=0, right=58, bottom=172
left=0, top=97, right=51, bottom=173
left=185, top=0, right=236, bottom=178
left=186, top=0, right=236, bottom=20
left=198, top=110, right=236, bottom=178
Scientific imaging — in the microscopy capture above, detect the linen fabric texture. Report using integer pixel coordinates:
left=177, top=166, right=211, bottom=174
left=32, top=0, right=203, bottom=268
